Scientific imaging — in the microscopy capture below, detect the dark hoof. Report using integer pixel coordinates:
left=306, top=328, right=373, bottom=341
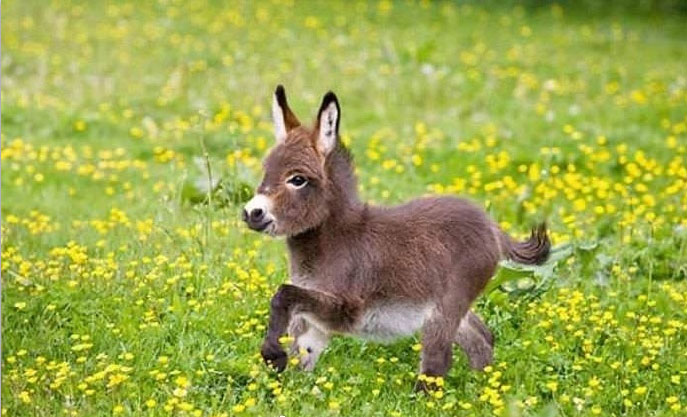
left=413, top=373, right=446, bottom=395
left=261, top=343, right=287, bottom=372
left=413, top=379, right=439, bottom=394
left=414, top=380, right=430, bottom=394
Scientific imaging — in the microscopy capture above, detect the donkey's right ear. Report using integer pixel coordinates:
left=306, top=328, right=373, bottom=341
left=272, top=85, right=301, bottom=143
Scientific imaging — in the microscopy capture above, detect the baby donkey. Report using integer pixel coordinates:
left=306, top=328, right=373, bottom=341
left=242, top=86, right=550, bottom=391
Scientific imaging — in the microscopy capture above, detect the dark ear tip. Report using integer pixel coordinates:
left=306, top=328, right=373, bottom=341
left=275, top=85, right=287, bottom=105
left=319, top=91, right=339, bottom=115
left=322, top=91, right=338, bottom=104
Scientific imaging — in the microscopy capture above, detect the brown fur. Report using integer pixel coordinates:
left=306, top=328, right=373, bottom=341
left=243, top=86, right=551, bottom=391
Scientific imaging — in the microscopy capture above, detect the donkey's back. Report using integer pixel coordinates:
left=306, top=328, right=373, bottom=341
left=363, top=196, right=503, bottom=297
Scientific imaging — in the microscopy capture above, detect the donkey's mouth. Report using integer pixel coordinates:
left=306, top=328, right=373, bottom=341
left=248, top=220, right=274, bottom=234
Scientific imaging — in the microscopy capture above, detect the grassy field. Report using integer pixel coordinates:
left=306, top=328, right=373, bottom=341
left=2, top=1, right=687, bottom=416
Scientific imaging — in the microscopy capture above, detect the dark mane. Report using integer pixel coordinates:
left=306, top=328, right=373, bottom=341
left=325, top=143, right=361, bottom=210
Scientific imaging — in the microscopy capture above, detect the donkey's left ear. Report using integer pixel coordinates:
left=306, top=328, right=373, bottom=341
left=316, top=91, right=340, bottom=156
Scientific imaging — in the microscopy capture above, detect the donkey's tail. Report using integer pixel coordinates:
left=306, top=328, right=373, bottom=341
left=499, top=223, right=551, bottom=265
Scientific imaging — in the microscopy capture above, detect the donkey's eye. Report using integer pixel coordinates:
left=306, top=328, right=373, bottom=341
left=287, top=175, right=308, bottom=188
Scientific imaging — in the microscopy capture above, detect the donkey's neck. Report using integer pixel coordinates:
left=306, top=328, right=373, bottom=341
left=286, top=205, right=363, bottom=280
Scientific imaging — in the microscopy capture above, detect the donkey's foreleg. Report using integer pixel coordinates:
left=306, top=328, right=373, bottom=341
left=455, top=310, right=494, bottom=370
left=288, top=316, right=330, bottom=371
left=261, top=284, right=359, bottom=372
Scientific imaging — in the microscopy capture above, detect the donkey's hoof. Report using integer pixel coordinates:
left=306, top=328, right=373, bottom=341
left=413, top=380, right=429, bottom=394
left=261, top=343, right=287, bottom=372
left=413, top=379, right=440, bottom=395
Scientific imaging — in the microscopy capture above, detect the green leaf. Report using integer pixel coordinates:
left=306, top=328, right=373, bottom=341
left=486, top=243, right=574, bottom=297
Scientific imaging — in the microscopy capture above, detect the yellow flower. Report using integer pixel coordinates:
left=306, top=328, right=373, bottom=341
left=19, top=391, right=31, bottom=404
left=129, top=127, right=144, bottom=139
left=174, top=375, right=189, bottom=387
left=177, top=402, right=193, bottom=411
left=588, top=376, right=601, bottom=388
left=74, top=120, right=87, bottom=131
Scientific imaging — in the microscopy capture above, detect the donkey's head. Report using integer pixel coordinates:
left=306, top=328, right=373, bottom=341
left=243, top=85, right=353, bottom=237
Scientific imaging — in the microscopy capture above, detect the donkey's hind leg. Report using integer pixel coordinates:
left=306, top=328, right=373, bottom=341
left=288, top=316, right=330, bottom=371
left=455, top=310, right=493, bottom=370
left=416, top=303, right=465, bottom=392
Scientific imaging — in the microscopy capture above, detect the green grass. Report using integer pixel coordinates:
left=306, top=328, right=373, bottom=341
left=2, top=1, right=687, bottom=416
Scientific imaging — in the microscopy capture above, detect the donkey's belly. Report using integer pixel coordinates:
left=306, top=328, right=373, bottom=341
left=353, top=302, right=435, bottom=343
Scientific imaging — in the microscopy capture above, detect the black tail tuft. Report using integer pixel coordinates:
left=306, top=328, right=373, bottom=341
left=506, top=223, right=551, bottom=265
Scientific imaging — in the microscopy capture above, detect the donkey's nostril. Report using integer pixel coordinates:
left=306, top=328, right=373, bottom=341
left=241, top=209, right=249, bottom=222
left=250, top=208, right=264, bottom=222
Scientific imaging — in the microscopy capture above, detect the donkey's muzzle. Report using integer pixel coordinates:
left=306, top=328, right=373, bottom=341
left=242, top=207, right=272, bottom=232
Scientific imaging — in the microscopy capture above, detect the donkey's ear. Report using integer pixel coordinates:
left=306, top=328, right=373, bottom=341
left=272, top=85, right=300, bottom=143
left=316, top=91, right=340, bottom=156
